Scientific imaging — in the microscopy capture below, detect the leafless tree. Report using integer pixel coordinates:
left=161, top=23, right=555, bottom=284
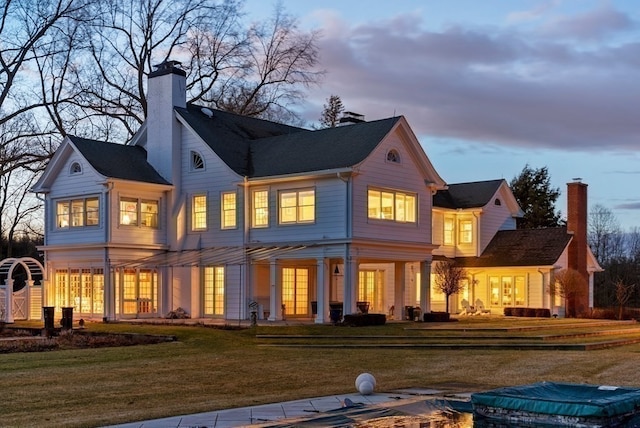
left=614, top=280, right=634, bottom=320
left=550, top=268, right=585, bottom=318
left=588, top=204, right=625, bottom=264
left=433, top=259, right=467, bottom=314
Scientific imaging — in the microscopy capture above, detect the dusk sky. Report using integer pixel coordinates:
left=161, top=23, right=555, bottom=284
left=244, top=0, right=639, bottom=230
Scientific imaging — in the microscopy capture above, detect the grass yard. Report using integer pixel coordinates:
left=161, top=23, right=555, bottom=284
left=2, top=318, right=640, bottom=427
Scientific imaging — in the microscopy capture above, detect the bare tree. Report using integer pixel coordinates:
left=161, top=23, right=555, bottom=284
left=433, top=259, right=467, bottom=314
left=319, top=94, right=344, bottom=128
left=550, top=268, right=585, bottom=318
left=614, top=280, right=634, bottom=320
left=588, top=204, right=624, bottom=264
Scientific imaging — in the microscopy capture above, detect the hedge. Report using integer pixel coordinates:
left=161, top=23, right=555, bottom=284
left=504, top=307, right=551, bottom=318
left=342, top=313, right=386, bottom=326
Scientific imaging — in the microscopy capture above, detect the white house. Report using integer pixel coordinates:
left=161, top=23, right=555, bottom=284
left=30, top=60, right=447, bottom=323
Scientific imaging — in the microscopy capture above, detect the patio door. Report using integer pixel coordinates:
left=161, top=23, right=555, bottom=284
left=358, top=270, right=384, bottom=313
left=121, top=269, right=156, bottom=317
left=282, top=267, right=308, bottom=316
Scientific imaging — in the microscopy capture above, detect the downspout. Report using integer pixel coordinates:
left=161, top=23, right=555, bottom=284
left=538, top=268, right=547, bottom=309
left=473, top=211, right=482, bottom=256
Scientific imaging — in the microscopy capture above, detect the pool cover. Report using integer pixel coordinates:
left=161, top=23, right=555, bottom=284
left=471, top=381, right=640, bottom=419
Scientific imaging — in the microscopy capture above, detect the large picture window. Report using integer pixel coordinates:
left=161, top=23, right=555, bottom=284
left=56, top=197, right=100, bottom=228
left=279, top=189, right=315, bottom=224
left=368, top=189, right=416, bottom=223
left=490, top=275, right=527, bottom=307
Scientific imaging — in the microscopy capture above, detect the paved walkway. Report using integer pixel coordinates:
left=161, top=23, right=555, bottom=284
left=103, top=387, right=474, bottom=428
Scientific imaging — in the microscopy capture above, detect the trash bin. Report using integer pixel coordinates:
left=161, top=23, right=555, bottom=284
left=405, top=306, right=414, bottom=320
left=61, top=307, right=74, bottom=330
left=43, top=306, right=55, bottom=331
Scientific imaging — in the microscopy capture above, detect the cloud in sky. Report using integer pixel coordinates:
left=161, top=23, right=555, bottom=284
left=303, top=2, right=640, bottom=153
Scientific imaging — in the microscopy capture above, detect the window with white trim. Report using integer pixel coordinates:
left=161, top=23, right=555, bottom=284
left=459, top=219, right=473, bottom=244
left=252, top=189, right=269, bottom=228
left=192, top=194, right=207, bottom=230
left=279, top=189, right=315, bottom=224
left=70, top=162, right=82, bottom=174
left=367, top=189, right=416, bottom=223
left=56, top=197, right=100, bottom=228
left=191, top=151, right=205, bottom=170
left=443, top=217, right=454, bottom=245
left=119, top=197, right=158, bottom=228
left=221, top=192, right=236, bottom=229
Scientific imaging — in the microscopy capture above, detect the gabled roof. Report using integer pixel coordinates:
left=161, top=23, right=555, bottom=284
left=175, top=104, right=403, bottom=177
left=455, top=227, right=571, bottom=268
left=434, top=179, right=505, bottom=209
left=69, top=136, right=169, bottom=185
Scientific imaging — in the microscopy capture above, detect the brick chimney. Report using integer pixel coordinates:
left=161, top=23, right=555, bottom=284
left=566, top=180, right=589, bottom=314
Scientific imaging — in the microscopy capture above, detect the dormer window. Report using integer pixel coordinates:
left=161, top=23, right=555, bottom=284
left=191, top=151, right=204, bottom=170
left=70, top=162, right=82, bottom=175
left=386, top=149, right=400, bottom=163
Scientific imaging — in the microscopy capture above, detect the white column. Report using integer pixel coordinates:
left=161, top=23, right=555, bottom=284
left=268, top=260, right=282, bottom=321
left=343, top=256, right=357, bottom=316
left=4, top=279, right=14, bottom=323
left=315, top=258, right=329, bottom=323
left=420, top=260, right=432, bottom=314
left=394, top=262, right=406, bottom=321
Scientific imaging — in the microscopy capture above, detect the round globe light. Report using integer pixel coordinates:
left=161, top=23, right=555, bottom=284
left=355, top=373, right=376, bottom=394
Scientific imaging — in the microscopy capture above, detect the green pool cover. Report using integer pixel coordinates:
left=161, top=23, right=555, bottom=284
left=471, top=381, right=640, bottom=418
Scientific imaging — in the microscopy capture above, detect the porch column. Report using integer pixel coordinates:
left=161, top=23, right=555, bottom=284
left=394, top=262, right=406, bottom=321
left=315, top=258, right=329, bottom=324
left=104, top=267, right=116, bottom=321
left=343, top=255, right=357, bottom=316
left=26, top=280, right=34, bottom=320
left=420, top=260, right=431, bottom=314
left=268, top=260, right=282, bottom=321
left=4, top=279, right=14, bottom=323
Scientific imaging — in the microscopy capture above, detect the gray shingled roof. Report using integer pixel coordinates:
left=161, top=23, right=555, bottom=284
left=69, top=136, right=170, bottom=185
left=176, top=104, right=401, bottom=177
left=433, top=179, right=505, bottom=209
left=455, top=227, right=571, bottom=267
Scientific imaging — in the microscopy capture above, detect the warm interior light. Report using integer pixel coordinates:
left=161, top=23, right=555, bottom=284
left=122, top=214, right=131, bottom=225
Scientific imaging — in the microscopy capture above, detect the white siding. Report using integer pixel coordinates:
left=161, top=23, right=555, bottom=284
left=479, top=186, right=518, bottom=252
left=352, top=131, right=432, bottom=244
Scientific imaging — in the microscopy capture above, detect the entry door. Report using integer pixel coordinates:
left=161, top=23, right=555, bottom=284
left=282, top=267, right=309, bottom=316
left=358, top=270, right=384, bottom=313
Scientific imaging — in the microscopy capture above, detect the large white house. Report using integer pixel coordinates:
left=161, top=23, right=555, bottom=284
left=29, top=61, right=447, bottom=323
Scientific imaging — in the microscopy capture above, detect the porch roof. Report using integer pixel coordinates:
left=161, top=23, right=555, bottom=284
left=113, top=245, right=308, bottom=269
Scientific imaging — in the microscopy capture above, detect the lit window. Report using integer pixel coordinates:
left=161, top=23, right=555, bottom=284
left=221, top=192, right=236, bottom=229
left=252, top=190, right=269, bottom=228
left=56, top=197, right=100, bottom=228
left=120, top=198, right=138, bottom=226
left=490, top=276, right=527, bottom=307
left=443, top=217, right=454, bottom=245
left=459, top=219, right=473, bottom=243
left=70, top=162, right=82, bottom=174
left=120, top=197, right=159, bottom=228
left=282, top=267, right=309, bottom=315
left=502, top=277, right=513, bottom=306
left=514, top=276, right=526, bottom=306
left=141, top=200, right=159, bottom=228
left=490, top=276, right=500, bottom=306
left=279, top=189, right=315, bottom=224
left=368, top=189, right=416, bottom=223
left=203, top=266, right=225, bottom=316
left=192, top=194, right=207, bottom=230
left=191, top=151, right=205, bottom=170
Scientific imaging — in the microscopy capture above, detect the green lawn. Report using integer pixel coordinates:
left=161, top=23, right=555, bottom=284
left=2, top=318, right=640, bottom=427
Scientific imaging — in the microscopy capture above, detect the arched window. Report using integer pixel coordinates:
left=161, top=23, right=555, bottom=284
left=386, top=149, right=400, bottom=163
left=70, top=162, right=82, bottom=175
left=494, top=198, right=502, bottom=206
left=191, top=151, right=205, bottom=170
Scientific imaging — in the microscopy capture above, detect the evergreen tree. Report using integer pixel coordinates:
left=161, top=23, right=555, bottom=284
left=510, top=164, right=561, bottom=228
left=319, top=95, right=344, bottom=128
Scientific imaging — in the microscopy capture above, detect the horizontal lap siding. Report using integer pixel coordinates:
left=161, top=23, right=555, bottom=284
left=480, top=191, right=517, bottom=253
left=352, top=133, right=432, bottom=244
left=46, top=153, right=106, bottom=246
left=247, top=178, right=347, bottom=244
left=110, top=185, right=167, bottom=246
left=181, top=131, right=244, bottom=248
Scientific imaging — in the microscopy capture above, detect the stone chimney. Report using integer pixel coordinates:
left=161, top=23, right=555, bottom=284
left=566, top=179, right=589, bottom=314
left=146, top=60, right=186, bottom=183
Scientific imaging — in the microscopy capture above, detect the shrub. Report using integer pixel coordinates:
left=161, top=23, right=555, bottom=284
left=535, top=308, right=551, bottom=318
left=513, top=307, right=526, bottom=317
left=423, top=312, right=451, bottom=322
left=342, top=313, right=386, bottom=327
left=524, top=308, right=537, bottom=317
left=503, top=307, right=514, bottom=316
